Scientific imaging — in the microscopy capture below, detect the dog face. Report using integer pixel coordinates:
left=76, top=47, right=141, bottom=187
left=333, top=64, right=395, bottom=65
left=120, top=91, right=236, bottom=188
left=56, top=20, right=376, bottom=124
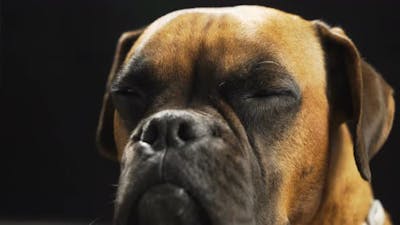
left=97, top=6, right=394, bottom=225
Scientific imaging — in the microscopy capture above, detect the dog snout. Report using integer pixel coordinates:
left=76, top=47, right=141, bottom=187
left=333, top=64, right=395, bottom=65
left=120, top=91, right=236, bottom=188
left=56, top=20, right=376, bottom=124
left=138, top=110, right=213, bottom=150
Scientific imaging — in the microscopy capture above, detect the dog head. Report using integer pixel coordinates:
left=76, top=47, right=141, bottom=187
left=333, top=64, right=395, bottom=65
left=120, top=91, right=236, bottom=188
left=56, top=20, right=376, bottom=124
left=96, top=6, right=394, bottom=225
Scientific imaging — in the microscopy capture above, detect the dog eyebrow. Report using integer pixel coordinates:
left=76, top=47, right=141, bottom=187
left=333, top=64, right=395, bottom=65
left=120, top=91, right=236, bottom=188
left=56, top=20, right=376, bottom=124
left=252, top=62, right=301, bottom=99
left=250, top=59, right=287, bottom=73
left=110, top=58, right=153, bottom=92
left=218, top=59, right=301, bottom=99
left=255, top=60, right=282, bottom=67
left=219, top=58, right=290, bottom=84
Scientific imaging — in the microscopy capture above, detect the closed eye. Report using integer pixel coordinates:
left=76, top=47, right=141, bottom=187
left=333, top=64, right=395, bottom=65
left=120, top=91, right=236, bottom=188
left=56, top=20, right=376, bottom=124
left=111, top=86, right=145, bottom=99
left=248, top=89, right=295, bottom=99
left=114, top=88, right=139, bottom=95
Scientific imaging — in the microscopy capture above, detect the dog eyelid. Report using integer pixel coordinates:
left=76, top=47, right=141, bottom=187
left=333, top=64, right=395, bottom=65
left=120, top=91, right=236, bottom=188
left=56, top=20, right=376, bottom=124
left=113, top=87, right=140, bottom=95
left=248, top=89, right=295, bottom=99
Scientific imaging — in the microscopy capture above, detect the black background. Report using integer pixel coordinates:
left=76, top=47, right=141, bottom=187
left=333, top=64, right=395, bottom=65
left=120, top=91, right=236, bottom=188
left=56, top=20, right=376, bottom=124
left=1, top=0, right=399, bottom=224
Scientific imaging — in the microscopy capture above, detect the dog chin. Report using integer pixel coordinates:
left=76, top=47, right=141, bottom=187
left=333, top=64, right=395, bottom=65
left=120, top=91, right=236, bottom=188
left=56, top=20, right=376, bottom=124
left=126, top=183, right=210, bottom=225
left=114, top=130, right=257, bottom=225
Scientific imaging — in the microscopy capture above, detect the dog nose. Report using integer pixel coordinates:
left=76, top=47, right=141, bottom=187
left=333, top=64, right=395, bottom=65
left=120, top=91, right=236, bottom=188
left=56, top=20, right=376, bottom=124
left=139, top=110, right=210, bottom=149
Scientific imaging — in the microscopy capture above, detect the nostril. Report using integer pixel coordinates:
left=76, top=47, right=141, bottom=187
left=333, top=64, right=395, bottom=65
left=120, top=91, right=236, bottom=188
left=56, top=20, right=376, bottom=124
left=141, top=121, right=158, bottom=145
left=177, top=122, right=194, bottom=142
left=138, top=112, right=209, bottom=149
left=211, top=126, right=220, bottom=137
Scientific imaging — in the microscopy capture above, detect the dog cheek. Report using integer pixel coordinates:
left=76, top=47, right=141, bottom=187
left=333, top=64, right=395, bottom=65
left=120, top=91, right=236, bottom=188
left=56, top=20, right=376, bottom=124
left=280, top=92, right=330, bottom=223
left=114, top=111, right=130, bottom=160
left=243, top=132, right=286, bottom=224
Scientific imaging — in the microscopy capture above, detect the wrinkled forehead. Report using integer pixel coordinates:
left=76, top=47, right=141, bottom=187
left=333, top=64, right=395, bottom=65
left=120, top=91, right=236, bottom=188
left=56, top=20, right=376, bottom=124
left=125, top=6, right=326, bottom=88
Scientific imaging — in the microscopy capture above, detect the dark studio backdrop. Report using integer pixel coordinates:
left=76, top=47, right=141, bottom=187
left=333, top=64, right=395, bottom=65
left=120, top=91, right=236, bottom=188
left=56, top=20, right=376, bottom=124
left=1, top=0, right=399, bottom=224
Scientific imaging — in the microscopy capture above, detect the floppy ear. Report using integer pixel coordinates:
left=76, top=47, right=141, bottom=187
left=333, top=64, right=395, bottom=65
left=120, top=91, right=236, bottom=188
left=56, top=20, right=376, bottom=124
left=96, top=28, right=145, bottom=160
left=314, top=21, right=395, bottom=181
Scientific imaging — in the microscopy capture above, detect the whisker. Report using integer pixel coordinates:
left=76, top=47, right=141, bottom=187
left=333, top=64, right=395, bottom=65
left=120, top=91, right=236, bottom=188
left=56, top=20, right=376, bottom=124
left=88, top=216, right=102, bottom=225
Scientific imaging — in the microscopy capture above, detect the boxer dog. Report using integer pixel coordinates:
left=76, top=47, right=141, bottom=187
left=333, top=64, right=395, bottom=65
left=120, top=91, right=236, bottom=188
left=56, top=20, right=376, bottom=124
left=96, top=6, right=395, bottom=225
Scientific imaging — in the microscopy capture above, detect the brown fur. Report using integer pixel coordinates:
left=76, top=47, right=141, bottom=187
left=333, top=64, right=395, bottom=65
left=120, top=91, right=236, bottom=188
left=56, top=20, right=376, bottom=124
left=97, top=6, right=394, bottom=225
